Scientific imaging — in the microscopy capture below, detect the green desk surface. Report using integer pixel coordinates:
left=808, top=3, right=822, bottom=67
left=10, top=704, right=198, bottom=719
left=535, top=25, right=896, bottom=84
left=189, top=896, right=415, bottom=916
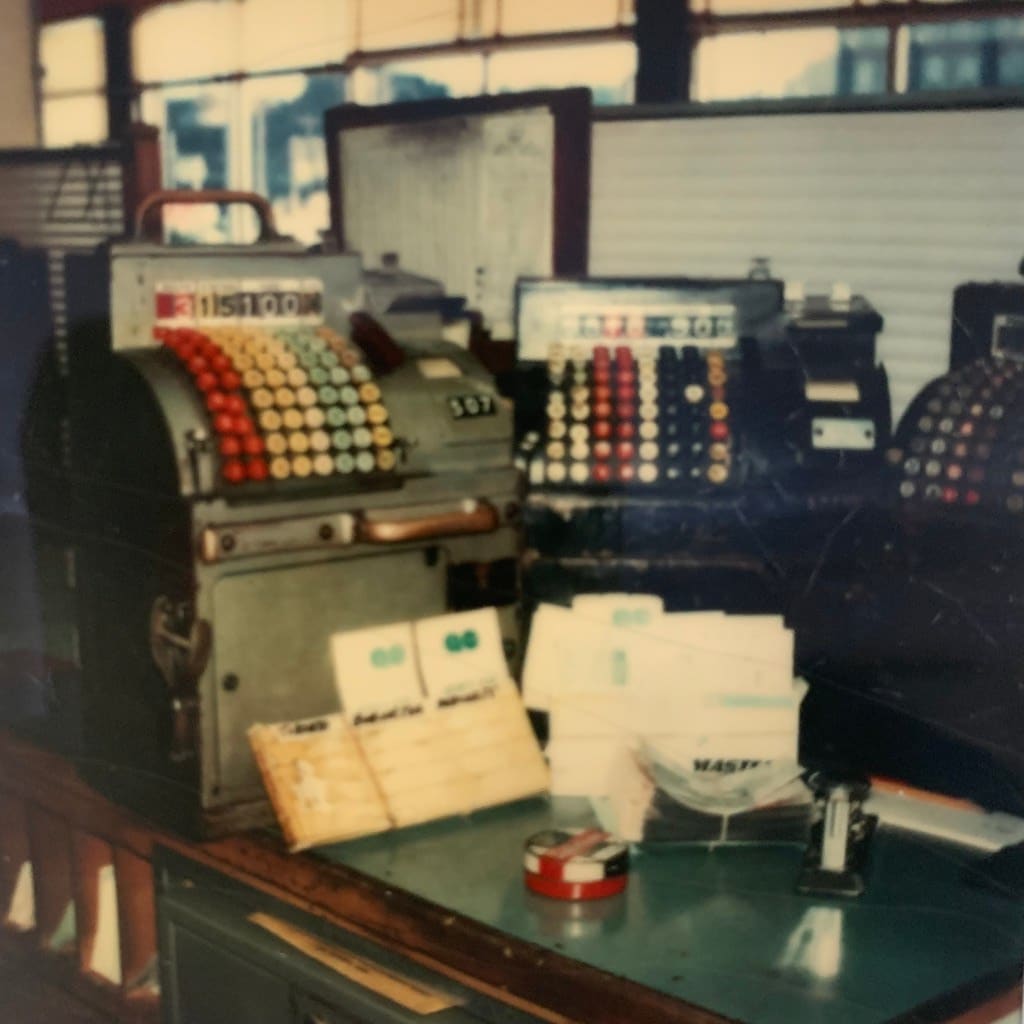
left=311, top=797, right=1023, bottom=1024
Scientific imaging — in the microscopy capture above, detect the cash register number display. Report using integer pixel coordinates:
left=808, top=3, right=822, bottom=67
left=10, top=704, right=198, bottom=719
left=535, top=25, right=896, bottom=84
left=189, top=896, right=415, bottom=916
left=516, top=277, right=891, bottom=612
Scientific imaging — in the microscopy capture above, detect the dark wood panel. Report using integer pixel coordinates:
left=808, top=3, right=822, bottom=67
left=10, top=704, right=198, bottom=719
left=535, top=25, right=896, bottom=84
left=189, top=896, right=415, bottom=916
left=26, top=806, right=75, bottom=954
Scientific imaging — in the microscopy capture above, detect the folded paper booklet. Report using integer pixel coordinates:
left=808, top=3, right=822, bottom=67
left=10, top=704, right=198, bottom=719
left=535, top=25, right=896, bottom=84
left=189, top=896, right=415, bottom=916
left=248, top=716, right=391, bottom=851
left=250, top=609, right=548, bottom=849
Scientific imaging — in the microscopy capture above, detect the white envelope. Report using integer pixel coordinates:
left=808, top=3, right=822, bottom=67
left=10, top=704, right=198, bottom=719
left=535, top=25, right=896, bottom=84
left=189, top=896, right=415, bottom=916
left=414, top=608, right=508, bottom=703
left=330, top=622, right=422, bottom=722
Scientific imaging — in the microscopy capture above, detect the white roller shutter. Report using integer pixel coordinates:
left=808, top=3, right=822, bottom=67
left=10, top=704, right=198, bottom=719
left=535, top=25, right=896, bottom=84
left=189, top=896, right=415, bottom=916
left=590, top=106, right=1024, bottom=419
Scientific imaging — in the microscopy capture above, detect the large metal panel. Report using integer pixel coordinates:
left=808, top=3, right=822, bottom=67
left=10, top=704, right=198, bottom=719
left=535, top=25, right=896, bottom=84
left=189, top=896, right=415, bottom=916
left=589, top=105, right=1024, bottom=418
left=210, top=551, right=448, bottom=798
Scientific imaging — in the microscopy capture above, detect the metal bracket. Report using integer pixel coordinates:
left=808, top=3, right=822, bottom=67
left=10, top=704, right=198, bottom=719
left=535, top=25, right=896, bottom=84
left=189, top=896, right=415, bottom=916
left=149, top=596, right=212, bottom=762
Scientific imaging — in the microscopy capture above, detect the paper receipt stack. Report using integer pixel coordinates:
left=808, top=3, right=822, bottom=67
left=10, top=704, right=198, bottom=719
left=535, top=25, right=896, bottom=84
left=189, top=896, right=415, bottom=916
left=249, top=609, right=549, bottom=850
left=522, top=595, right=810, bottom=843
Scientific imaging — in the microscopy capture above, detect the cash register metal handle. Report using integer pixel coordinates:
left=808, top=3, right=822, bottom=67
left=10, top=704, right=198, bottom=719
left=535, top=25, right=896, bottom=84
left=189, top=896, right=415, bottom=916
left=133, top=189, right=285, bottom=241
left=355, top=500, right=499, bottom=544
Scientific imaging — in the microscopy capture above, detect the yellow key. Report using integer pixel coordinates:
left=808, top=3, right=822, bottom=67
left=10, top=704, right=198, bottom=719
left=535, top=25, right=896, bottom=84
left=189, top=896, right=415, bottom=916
left=269, top=456, right=291, bottom=480
left=287, top=432, right=310, bottom=454
left=265, top=432, right=288, bottom=456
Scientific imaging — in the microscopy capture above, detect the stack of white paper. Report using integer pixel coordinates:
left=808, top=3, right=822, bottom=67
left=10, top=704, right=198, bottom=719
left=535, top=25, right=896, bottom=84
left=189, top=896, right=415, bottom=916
left=522, top=594, right=807, bottom=824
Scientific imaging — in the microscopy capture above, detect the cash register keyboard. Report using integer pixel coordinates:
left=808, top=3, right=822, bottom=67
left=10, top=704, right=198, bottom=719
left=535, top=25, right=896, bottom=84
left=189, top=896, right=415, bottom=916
left=155, top=325, right=396, bottom=486
left=895, top=356, right=1024, bottom=514
left=526, top=342, right=736, bottom=490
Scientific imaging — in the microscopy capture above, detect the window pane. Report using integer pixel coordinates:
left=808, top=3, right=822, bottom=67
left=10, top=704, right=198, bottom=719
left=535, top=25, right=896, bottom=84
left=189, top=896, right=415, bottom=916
left=358, top=0, right=460, bottom=51
left=838, top=27, right=889, bottom=95
left=134, top=1, right=242, bottom=82
left=248, top=73, right=345, bottom=244
left=908, top=16, right=1024, bottom=91
left=498, top=0, right=626, bottom=35
left=695, top=29, right=841, bottom=100
left=40, top=17, right=104, bottom=95
left=357, top=55, right=485, bottom=104
left=142, top=84, right=238, bottom=243
left=42, top=95, right=107, bottom=147
left=488, top=42, right=636, bottom=104
left=241, top=0, right=349, bottom=72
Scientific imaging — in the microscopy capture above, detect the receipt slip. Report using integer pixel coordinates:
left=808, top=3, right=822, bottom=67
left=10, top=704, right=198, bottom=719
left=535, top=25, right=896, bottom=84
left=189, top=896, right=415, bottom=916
left=571, top=593, right=665, bottom=628
left=330, top=622, right=423, bottom=724
left=522, top=603, right=676, bottom=712
left=328, top=610, right=548, bottom=830
left=546, top=737, right=627, bottom=798
left=414, top=608, right=508, bottom=704
left=645, top=614, right=795, bottom=697
left=663, top=679, right=808, bottom=737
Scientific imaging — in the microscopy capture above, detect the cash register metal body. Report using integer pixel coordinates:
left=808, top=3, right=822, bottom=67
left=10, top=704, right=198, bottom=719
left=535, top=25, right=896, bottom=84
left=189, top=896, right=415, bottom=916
left=60, top=193, right=520, bottom=837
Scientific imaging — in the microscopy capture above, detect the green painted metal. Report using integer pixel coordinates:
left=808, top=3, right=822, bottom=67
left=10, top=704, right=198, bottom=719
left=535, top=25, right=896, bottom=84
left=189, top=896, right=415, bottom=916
left=313, top=796, right=1024, bottom=1024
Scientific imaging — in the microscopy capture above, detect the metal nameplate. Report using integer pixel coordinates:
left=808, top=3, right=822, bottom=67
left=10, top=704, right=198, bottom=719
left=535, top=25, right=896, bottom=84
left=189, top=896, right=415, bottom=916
left=447, top=393, right=497, bottom=419
left=811, top=417, right=876, bottom=451
left=199, top=512, right=356, bottom=563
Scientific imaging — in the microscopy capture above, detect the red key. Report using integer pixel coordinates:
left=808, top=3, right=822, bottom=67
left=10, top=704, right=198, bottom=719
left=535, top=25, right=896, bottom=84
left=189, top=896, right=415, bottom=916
left=220, top=370, right=243, bottom=391
left=593, top=401, right=612, bottom=420
left=593, top=367, right=611, bottom=386
left=593, top=384, right=612, bottom=403
left=211, top=352, right=233, bottom=374
left=592, top=463, right=611, bottom=484
left=617, top=403, right=636, bottom=421
left=709, top=421, right=730, bottom=441
left=592, top=421, right=612, bottom=439
left=616, top=422, right=636, bottom=440
left=196, top=371, right=219, bottom=393
left=617, top=463, right=636, bottom=483
left=246, top=458, right=269, bottom=481
left=221, top=458, right=246, bottom=484
left=616, top=441, right=635, bottom=461
left=205, top=391, right=228, bottom=413
left=224, top=394, right=247, bottom=416
left=242, top=434, right=265, bottom=456
left=219, top=436, right=242, bottom=457
left=233, top=415, right=256, bottom=435
left=965, top=489, right=981, bottom=505
left=593, top=346, right=611, bottom=363
left=213, top=412, right=236, bottom=434
left=942, top=486, right=959, bottom=504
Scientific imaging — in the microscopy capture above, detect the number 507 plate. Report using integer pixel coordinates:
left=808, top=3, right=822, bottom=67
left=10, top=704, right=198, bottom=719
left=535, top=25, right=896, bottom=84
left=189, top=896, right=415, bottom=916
left=447, top=394, right=496, bottom=419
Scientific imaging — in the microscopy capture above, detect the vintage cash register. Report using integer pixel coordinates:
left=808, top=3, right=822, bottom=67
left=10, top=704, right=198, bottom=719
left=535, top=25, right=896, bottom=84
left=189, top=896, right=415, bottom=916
left=798, top=290, right=1024, bottom=815
left=63, top=192, right=519, bottom=837
left=514, top=275, right=891, bottom=613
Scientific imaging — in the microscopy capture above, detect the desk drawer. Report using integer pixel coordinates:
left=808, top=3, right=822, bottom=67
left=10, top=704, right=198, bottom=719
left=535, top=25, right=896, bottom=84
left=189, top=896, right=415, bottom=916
left=155, top=847, right=544, bottom=1024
